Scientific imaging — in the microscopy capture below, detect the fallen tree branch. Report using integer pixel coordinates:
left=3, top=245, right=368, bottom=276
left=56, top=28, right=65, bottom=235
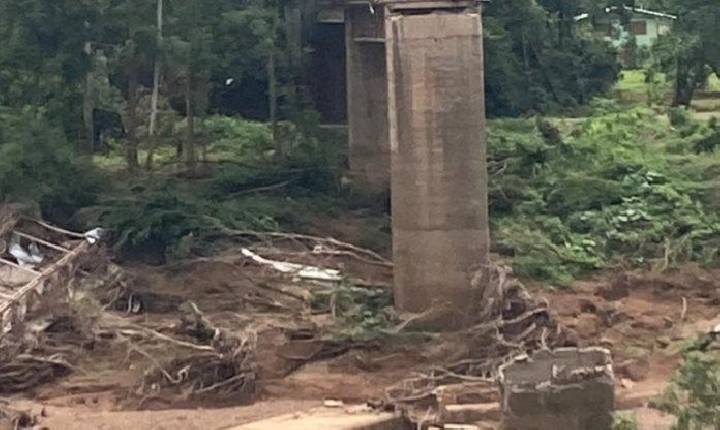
left=203, top=217, right=392, bottom=266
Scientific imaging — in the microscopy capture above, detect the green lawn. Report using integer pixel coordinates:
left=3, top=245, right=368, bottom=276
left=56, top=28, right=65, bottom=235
left=616, top=69, right=656, bottom=92
left=618, top=69, right=720, bottom=92
left=709, top=73, right=720, bottom=91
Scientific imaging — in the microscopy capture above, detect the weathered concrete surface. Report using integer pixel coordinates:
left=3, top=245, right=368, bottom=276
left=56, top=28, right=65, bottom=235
left=346, top=5, right=389, bottom=192
left=232, top=407, right=410, bottom=430
left=385, top=7, right=490, bottom=323
left=499, top=348, right=615, bottom=430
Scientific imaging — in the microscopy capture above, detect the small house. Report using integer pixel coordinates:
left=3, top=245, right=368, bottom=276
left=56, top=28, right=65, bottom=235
left=575, top=6, right=677, bottom=66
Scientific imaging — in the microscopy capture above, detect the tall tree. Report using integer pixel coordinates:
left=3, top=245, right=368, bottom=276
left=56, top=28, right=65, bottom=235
left=145, top=0, right=164, bottom=170
left=0, top=0, right=99, bottom=141
left=483, top=0, right=620, bottom=116
left=653, top=0, right=720, bottom=106
left=165, top=0, right=220, bottom=174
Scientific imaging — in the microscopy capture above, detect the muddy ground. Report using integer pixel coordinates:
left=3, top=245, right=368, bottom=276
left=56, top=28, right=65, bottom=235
left=3, top=218, right=719, bottom=429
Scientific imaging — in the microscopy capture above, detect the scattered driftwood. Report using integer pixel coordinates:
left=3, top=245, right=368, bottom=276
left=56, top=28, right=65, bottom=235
left=0, top=353, right=74, bottom=394
left=0, top=404, right=39, bottom=430
left=385, top=264, right=571, bottom=426
left=0, top=312, right=95, bottom=394
left=0, top=212, right=100, bottom=341
left=107, top=303, right=257, bottom=406
left=204, top=217, right=392, bottom=267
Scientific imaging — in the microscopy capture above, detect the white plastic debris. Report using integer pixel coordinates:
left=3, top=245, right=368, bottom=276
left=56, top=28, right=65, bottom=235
left=323, top=399, right=344, bottom=408
left=9, top=235, right=43, bottom=268
left=28, top=242, right=44, bottom=262
left=84, top=227, right=106, bottom=244
left=240, top=248, right=342, bottom=282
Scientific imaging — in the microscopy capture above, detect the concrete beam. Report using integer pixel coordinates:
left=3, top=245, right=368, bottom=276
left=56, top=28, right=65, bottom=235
left=385, top=3, right=490, bottom=325
left=345, top=5, right=390, bottom=192
left=231, top=407, right=411, bottom=430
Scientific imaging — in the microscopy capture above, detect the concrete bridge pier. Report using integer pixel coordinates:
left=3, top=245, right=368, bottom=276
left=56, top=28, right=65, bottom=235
left=385, top=0, right=490, bottom=326
left=345, top=3, right=390, bottom=193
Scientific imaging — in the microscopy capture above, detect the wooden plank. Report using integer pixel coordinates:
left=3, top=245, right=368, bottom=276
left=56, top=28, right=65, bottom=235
left=354, top=36, right=385, bottom=43
left=13, top=231, right=70, bottom=253
left=385, top=0, right=479, bottom=10
left=0, top=206, right=19, bottom=238
left=0, top=258, right=41, bottom=275
left=0, top=241, right=90, bottom=315
left=26, top=218, right=85, bottom=239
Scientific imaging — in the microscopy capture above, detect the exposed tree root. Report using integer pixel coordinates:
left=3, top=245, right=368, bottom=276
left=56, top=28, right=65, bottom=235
left=110, top=303, right=257, bottom=407
left=385, top=264, right=573, bottom=425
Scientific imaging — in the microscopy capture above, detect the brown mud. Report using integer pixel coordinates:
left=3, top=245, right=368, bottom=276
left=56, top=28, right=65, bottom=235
left=3, top=218, right=718, bottom=429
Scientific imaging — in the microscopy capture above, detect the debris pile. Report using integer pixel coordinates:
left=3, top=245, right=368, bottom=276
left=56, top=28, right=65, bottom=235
left=0, top=206, right=105, bottom=395
left=126, top=303, right=257, bottom=405
left=0, top=306, right=98, bottom=394
left=386, top=265, right=576, bottom=427
left=499, top=348, right=614, bottom=430
left=0, top=207, right=102, bottom=339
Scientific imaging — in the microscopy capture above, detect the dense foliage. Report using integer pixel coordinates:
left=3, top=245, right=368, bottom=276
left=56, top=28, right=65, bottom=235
left=651, top=0, right=720, bottom=106
left=0, top=0, right=624, bottom=160
left=0, top=108, right=103, bottom=221
left=489, top=105, right=720, bottom=285
left=484, top=0, right=621, bottom=116
left=659, top=336, right=720, bottom=430
left=1, top=0, right=719, bottom=284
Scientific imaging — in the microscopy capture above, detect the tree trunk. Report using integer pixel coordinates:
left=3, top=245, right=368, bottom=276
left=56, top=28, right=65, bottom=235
left=145, top=0, right=164, bottom=170
left=268, top=46, right=281, bottom=160
left=184, top=76, right=197, bottom=175
left=82, top=75, right=95, bottom=154
left=126, top=56, right=140, bottom=171
left=672, top=61, right=696, bottom=107
left=521, top=30, right=530, bottom=76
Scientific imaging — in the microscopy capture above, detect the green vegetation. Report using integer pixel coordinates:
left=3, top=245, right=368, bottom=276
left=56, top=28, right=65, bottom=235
left=613, top=413, right=640, bottom=430
left=0, top=108, right=104, bottom=221
left=0, top=0, right=719, bottom=287
left=489, top=107, right=720, bottom=285
left=484, top=0, right=620, bottom=116
left=709, top=74, right=720, bottom=91
left=92, top=116, right=344, bottom=262
left=311, top=284, right=396, bottom=343
left=651, top=0, right=720, bottom=107
left=617, top=70, right=661, bottom=93
left=660, top=348, right=720, bottom=429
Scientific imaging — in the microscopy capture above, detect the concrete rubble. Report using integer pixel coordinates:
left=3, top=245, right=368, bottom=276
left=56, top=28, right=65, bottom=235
left=499, top=348, right=615, bottom=430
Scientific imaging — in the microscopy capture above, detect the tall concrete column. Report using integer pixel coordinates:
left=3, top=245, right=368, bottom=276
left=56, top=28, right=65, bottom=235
left=385, top=1, right=490, bottom=326
left=345, top=5, right=390, bottom=193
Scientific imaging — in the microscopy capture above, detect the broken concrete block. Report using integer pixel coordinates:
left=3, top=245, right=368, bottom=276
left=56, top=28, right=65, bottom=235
left=441, top=403, right=501, bottom=424
left=499, top=348, right=614, bottom=430
left=434, top=382, right=499, bottom=406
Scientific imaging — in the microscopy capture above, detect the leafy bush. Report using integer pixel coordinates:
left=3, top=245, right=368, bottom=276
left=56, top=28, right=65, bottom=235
left=669, top=107, right=692, bottom=128
left=204, top=116, right=273, bottom=161
left=98, top=156, right=343, bottom=262
left=490, top=108, right=720, bottom=284
left=660, top=350, right=720, bottom=430
left=0, top=107, right=104, bottom=221
left=311, top=284, right=395, bottom=342
left=483, top=1, right=620, bottom=117
left=613, top=413, right=639, bottom=430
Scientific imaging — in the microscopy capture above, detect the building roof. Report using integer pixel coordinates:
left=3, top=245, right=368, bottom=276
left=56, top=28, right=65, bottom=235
left=574, top=6, right=677, bottom=22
